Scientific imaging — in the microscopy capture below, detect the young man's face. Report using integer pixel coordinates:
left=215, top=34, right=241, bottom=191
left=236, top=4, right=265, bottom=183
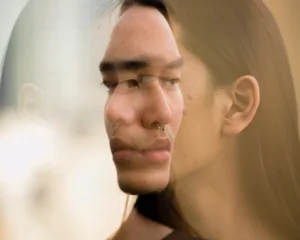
left=101, top=6, right=184, bottom=195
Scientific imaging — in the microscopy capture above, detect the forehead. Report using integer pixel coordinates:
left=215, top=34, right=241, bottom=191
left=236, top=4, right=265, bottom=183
left=103, top=5, right=180, bottom=63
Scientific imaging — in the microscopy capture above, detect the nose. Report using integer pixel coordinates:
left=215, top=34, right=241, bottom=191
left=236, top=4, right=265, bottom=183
left=104, top=93, right=135, bottom=127
left=141, top=82, right=172, bottom=129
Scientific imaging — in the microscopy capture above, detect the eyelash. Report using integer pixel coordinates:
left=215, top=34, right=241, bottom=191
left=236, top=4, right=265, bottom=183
left=101, top=76, right=180, bottom=92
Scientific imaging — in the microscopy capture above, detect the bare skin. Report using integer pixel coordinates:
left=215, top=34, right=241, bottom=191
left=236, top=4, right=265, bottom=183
left=102, top=5, right=184, bottom=240
left=102, top=5, right=183, bottom=195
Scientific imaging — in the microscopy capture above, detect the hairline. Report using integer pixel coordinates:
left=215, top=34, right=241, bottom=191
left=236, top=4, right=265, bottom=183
left=120, top=0, right=171, bottom=25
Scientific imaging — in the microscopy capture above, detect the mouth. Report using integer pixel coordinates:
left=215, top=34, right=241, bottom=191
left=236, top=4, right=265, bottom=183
left=113, top=149, right=171, bottom=163
left=110, top=138, right=171, bottom=163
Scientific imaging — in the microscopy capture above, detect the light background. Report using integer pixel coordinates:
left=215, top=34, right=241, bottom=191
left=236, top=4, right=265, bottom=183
left=0, top=0, right=129, bottom=240
left=0, top=1, right=299, bottom=240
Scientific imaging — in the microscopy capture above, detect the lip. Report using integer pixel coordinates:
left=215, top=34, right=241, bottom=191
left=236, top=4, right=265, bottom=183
left=110, top=138, right=171, bottom=163
left=113, top=149, right=170, bottom=163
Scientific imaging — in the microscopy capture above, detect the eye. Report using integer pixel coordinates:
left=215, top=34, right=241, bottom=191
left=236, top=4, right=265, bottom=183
left=160, top=77, right=180, bottom=88
left=101, top=80, right=118, bottom=93
left=166, top=78, right=180, bottom=86
left=101, top=78, right=140, bottom=94
left=124, top=79, right=139, bottom=88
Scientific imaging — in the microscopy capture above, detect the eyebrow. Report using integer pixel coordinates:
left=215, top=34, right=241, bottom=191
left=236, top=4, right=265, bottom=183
left=99, top=56, right=184, bottom=74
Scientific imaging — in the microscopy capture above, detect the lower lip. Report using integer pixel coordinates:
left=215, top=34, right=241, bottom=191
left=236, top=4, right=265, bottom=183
left=113, top=149, right=170, bottom=163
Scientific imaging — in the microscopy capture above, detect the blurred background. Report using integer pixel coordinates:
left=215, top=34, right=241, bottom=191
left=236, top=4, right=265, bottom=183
left=0, top=0, right=132, bottom=239
left=0, top=0, right=299, bottom=239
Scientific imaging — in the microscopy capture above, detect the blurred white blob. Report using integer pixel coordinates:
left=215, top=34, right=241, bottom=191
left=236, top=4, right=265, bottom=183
left=0, top=0, right=131, bottom=239
left=0, top=112, right=128, bottom=240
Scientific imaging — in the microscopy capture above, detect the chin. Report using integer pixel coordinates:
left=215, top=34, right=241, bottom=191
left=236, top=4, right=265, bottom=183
left=117, top=171, right=170, bottom=195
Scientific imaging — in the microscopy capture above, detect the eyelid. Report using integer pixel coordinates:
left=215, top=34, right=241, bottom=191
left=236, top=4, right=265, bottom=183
left=101, top=80, right=118, bottom=89
left=119, top=78, right=138, bottom=83
left=102, top=79, right=117, bottom=85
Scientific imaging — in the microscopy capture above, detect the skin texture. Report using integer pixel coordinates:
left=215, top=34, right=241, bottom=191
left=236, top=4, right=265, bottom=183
left=102, top=6, right=184, bottom=195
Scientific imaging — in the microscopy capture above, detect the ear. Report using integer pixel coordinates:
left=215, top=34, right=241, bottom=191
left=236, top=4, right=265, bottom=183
left=222, top=75, right=260, bottom=135
left=18, top=83, right=44, bottom=118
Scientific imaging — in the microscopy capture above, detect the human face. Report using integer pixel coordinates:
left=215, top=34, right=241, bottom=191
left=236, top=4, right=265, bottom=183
left=171, top=46, right=227, bottom=181
left=101, top=6, right=184, bottom=195
left=171, top=39, right=260, bottom=182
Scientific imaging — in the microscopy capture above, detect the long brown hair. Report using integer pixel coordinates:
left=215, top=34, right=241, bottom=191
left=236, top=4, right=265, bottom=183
left=120, top=0, right=300, bottom=238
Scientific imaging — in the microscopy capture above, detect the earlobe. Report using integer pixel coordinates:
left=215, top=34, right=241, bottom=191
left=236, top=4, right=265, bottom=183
left=18, top=83, right=44, bottom=118
left=222, top=75, right=260, bottom=135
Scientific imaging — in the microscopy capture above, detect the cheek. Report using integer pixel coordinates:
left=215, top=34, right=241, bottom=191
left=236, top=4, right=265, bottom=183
left=172, top=99, right=222, bottom=178
left=169, top=91, right=184, bottom=134
left=179, top=103, right=220, bottom=149
left=170, top=108, right=183, bottom=137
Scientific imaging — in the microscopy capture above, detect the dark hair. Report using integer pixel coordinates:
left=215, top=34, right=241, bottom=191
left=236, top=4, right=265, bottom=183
left=120, top=0, right=170, bottom=22
left=121, top=0, right=300, bottom=238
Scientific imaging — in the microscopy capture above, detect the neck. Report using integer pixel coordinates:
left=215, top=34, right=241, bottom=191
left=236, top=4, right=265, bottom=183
left=173, top=142, right=280, bottom=240
left=112, top=209, right=173, bottom=240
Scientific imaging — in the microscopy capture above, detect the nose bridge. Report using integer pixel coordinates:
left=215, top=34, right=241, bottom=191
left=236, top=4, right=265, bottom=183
left=151, top=82, right=169, bottom=109
left=104, top=94, right=118, bottom=123
left=144, top=81, right=172, bottom=125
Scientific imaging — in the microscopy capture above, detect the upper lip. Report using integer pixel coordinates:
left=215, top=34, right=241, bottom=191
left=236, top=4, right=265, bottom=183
left=110, top=138, right=171, bottom=154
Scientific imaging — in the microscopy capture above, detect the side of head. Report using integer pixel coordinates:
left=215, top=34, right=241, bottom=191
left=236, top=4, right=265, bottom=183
left=0, top=2, right=53, bottom=119
left=168, top=0, right=300, bottom=236
left=1, top=0, right=103, bottom=129
left=0, top=1, right=49, bottom=117
left=102, top=1, right=184, bottom=195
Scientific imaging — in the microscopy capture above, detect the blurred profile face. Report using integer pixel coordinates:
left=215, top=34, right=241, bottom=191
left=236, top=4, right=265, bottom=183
left=101, top=6, right=184, bottom=195
left=171, top=47, right=225, bottom=181
left=171, top=43, right=260, bottom=182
